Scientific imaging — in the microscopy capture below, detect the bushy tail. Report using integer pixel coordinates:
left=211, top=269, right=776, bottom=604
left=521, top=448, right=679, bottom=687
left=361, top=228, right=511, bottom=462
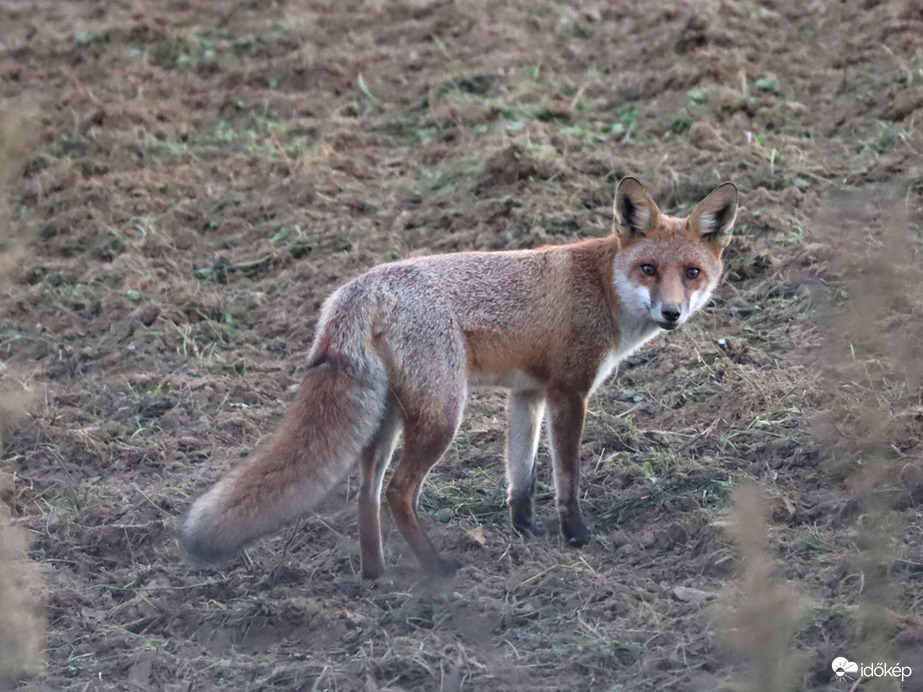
left=181, top=355, right=388, bottom=565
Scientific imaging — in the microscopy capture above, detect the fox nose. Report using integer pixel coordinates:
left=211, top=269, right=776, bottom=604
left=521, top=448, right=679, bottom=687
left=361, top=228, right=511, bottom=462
left=661, top=307, right=681, bottom=323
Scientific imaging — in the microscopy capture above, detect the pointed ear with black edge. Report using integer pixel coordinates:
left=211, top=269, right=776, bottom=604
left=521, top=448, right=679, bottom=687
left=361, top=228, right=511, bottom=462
left=613, top=177, right=661, bottom=239
left=687, top=182, right=738, bottom=251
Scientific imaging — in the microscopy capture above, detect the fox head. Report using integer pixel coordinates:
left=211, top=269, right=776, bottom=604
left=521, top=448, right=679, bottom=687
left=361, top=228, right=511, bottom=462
left=611, top=177, right=737, bottom=331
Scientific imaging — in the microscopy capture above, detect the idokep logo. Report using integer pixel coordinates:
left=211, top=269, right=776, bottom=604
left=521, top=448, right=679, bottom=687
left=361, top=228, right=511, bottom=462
left=832, top=656, right=912, bottom=683
left=832, top=658, right=859, bottom=680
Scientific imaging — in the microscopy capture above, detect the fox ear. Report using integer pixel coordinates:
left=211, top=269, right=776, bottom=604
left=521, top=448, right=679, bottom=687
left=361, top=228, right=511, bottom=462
left=687, top=182, right=738, bottom=250
left=614, top=177, right=661, bottom=238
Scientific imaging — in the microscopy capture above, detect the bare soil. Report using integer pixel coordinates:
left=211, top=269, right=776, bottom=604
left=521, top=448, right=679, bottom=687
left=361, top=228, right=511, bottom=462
left=1, top=0, right=922, bottom=690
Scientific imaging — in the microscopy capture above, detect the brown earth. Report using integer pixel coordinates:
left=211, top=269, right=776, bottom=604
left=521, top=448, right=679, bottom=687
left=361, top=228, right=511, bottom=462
left=1, top=0, right=922, bottom=690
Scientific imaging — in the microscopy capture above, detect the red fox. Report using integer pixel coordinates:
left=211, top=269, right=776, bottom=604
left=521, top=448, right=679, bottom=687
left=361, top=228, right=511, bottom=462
left=182, top=177, right=738, bottom=579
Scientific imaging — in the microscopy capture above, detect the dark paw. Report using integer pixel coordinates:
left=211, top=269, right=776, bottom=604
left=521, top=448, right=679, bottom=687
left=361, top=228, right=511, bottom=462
left=360, top=563, right=386, bottom=580
left=428, top=555, right=463, bottom=578
left=561, top=517, right=592, bottom=547
left=510, top=493, right=548, bottom=539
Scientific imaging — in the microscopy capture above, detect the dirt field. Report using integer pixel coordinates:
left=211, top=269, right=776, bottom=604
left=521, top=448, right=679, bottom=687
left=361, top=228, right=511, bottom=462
left=1, top=0, right=922, bottom=690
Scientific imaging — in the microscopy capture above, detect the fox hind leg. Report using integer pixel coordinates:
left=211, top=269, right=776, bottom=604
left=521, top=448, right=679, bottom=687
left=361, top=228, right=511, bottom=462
left=385, top=393, right=465, bottom=578
left=357, top=397, right=402, bottom=580
left=506, top=390, right=546, bottom=538
left=377, top=290, right=467, bottom=577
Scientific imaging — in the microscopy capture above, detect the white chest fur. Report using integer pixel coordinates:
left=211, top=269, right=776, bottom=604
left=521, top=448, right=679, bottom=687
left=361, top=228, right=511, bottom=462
left=590, top=318, right=660, bottom=394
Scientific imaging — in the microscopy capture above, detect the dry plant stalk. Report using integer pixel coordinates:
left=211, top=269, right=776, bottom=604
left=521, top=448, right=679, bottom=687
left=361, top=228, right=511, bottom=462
left=811, top=190, right=923, bottom=681
left=0, top=115, right=32, bottom=282
left=0, top=504, right=44, bottom=690
left=716, top=484, right=806, bottom=692
left=0, top=113, right=44, bottom=689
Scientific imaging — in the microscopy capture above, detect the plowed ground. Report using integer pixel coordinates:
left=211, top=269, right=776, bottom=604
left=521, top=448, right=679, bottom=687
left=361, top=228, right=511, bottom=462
left=1, top=1, right=922, bottom=690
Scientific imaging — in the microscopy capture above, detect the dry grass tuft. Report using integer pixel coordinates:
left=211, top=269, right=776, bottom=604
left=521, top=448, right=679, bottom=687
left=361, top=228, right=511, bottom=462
left=0, top=116, right=34, bottom=283
left=0, top=506, right=44, bottom=690
left=716, top=483, right=807, bottom=692
left=0, top=113, right=44, bottom=690
left=809, top=189, right=923, bottom=674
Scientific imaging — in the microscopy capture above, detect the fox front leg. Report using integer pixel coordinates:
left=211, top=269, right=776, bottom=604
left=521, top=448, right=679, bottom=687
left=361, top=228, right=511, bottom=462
left=505, top=389, right=547, bottom=538
left=546, top=390, right=591, bottom=546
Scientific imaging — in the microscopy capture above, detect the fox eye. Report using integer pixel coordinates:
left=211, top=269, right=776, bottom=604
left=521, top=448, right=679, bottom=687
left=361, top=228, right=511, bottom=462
left=685, top=267, right=701, bottom=280
left=640, top=264, right=657, bottom=277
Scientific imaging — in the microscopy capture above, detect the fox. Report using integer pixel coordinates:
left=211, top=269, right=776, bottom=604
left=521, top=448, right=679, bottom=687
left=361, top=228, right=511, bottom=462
left=181, top=177, right=738, bottom=579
